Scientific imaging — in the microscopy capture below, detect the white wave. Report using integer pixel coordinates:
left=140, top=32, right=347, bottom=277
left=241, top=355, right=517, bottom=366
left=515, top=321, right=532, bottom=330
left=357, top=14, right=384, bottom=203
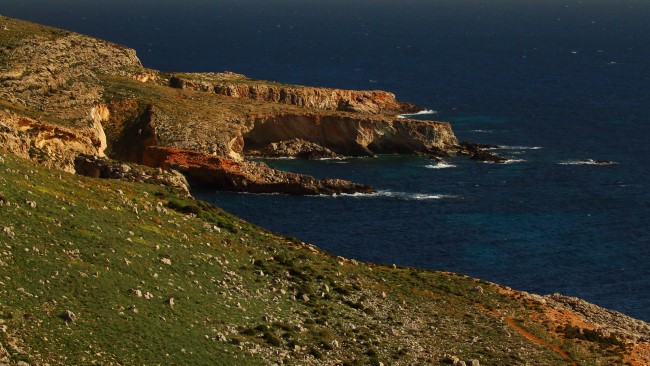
left=503, top=159, right=526, bottom=164
left=480, top=158, right=526, bottom=164
left=493, top=145, right=543, bottom=150
left=397, top=109, right=438, bottom=119
left=255, top=156, right=297, bottom=160
left=557, top=159, right=618, bottom=166
left=330, top=190, right=459, bottom=201
left=469, top=129, right=493, bottom=133
left=424, top=162, right=456, bottom=169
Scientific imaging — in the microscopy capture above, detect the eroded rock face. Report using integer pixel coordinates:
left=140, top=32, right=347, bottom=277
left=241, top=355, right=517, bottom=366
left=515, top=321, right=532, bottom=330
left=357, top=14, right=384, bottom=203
left=0, top=17, right=462, bottom=195
left=242, top=113, right=459, bottom=157
left=246, top=138, right=340, bottom=159
left=169, top=73, right=421, bottom=115
left=142, top=146, right=374, bottom=195
left=0, top=110, right=102, bottom=172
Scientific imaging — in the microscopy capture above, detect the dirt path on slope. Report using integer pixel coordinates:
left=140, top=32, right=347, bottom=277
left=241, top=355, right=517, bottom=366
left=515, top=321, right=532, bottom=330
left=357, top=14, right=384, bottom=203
left=475, top=304, right=577, bottom=366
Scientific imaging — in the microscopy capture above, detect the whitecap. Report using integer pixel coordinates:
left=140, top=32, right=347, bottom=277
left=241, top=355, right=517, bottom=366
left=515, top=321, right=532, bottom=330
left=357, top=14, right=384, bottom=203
left=397, top=109, right=438, bottom=119
left=557, top=159, right=618, bottom=166
left=469, top=129, right=493, bottom=133
left=328, top=190, right=460, bottom=201
left=503, top=159, right=526, bottom=164
left=493, top=145, right=543, bottom=150
left=424, top=162, right=456, bottom=169
left=480, top=159, right=526, bottom=164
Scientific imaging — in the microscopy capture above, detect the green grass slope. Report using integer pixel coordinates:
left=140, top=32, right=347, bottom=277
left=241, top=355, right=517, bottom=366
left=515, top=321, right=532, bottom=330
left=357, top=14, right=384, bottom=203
left=0, top=153, right=632, bottom=365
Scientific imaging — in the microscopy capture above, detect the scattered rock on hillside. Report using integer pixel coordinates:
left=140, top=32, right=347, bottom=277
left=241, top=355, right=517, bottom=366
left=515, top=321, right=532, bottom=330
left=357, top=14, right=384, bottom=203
left=75, top=154, right=190, bottom=196
left=59, top=310, right=77, bottom=323
left=2, top=227, right=14, bottom=238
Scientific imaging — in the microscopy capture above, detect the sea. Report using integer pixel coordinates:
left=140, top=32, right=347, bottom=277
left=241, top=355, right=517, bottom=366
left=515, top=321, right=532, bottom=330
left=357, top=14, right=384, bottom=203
left=4, top=0, right=649, bottom=321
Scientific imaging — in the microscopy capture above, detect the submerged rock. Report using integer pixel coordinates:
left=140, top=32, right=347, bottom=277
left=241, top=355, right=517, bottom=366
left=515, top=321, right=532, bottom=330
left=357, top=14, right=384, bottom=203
left=460, top=142, right=506, bottom=163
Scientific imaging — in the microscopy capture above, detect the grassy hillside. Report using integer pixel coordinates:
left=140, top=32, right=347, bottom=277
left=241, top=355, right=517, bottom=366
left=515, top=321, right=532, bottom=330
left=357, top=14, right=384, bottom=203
left=0, top=153, right=634, bottom=365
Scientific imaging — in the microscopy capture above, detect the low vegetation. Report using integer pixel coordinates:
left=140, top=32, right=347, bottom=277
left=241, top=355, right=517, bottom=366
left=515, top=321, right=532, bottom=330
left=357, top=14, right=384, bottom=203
left=0, top=152, right=635, bottom=365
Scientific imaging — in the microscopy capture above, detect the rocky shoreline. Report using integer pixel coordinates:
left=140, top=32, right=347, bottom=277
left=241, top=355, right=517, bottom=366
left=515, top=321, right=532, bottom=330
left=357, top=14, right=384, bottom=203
left=0, top=16, right=478, bottom=196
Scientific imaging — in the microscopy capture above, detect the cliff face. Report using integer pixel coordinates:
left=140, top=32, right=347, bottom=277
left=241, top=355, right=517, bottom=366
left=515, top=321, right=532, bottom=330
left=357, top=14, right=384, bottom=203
left=0, top=16, right=462, bottom=194
left=0, top=17, right=141, bottom=171
left=169, top=73, right=422, bottom=115
left=242, top=112, right=458, bottom=156
left=0, top=109, right=102, bottom=172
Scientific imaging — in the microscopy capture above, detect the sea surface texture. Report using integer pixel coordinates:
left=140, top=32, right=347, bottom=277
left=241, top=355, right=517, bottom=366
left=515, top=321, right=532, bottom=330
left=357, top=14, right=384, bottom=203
left=5, top=0, right=649, bottom=320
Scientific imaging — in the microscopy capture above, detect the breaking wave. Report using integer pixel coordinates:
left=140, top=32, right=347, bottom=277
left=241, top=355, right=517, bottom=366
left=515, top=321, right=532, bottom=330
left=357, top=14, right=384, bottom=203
left=480, top=159, right=526, bottom=164
left=397, top=109, right=438, bottom=119
left=492, top=145, right=543, bottom=150
left=330, top=190, right=459, bottom=201
left=424, top=162, right=457, bottom=169
left=557, top=159, right=618, bottom=166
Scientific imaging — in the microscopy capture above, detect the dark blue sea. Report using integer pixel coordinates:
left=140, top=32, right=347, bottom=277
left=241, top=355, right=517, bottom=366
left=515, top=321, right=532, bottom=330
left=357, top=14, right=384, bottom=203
left=5, top=0, right=650, bottom=321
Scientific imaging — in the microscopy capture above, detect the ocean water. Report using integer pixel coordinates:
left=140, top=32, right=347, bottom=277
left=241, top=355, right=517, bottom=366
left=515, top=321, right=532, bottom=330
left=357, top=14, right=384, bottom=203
left=4, top=0, right=650, bottom=321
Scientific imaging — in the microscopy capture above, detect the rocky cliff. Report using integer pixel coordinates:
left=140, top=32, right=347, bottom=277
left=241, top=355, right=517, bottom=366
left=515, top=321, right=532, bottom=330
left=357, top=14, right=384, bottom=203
left=0, top=109, right=101, bottom=172
left=242, top=112, right=458, bottom=156
left=169, top=72, right=422, bottom=115
left=1, top=16, right=461, bottom=194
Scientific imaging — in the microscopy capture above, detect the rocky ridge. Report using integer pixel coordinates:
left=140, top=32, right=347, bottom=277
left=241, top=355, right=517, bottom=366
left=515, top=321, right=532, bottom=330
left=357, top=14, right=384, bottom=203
left=0, top=16, right=463, bottom=194
left=168, top=72, right=422, bottom=115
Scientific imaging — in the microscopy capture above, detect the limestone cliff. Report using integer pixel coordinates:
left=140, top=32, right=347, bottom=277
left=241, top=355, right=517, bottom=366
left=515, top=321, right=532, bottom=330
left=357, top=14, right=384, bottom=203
left=169, top=72, right=422, bottom=115
left=0, top=17, right=141, bottom=170
left=0, top=109, right=102, bottom=172
left=1, top=16, right=461, bottom=194
left=242, top=112, right=458, bottom=157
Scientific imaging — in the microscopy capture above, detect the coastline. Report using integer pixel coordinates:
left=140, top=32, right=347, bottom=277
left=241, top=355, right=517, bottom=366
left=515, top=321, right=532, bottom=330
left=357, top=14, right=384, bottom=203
left=1, top=15, right=649, bottom=365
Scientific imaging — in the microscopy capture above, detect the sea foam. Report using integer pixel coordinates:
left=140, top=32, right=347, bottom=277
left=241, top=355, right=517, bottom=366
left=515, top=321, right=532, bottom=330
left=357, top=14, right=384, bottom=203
left=397, top=109, right=438, bottom=119
left=557, top=159, right=618, bottom=166
left=492, top=145, right=543, bottom=150
left=424, top=162, right=456, bottom=169
left=329, top=190, right=459, bottom=201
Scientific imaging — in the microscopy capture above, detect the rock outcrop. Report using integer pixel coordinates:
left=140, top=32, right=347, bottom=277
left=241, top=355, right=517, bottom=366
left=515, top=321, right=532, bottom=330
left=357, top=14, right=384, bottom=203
left=74, top=154, right=190, bottom=196
left=459, top=142, right=506, bottom=163
left=0, top=110, right=102, bottom=172
left=142, top=146, right=374, bottom=195
left=0, top=16, right=463, bottom=195
left=246, top=138, right=340, bottom=159
left=169, top=72, right=422, bottom=115
left=0, top=22, right=143, bottom=128
left=242, top=112, right=459, bottom=157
